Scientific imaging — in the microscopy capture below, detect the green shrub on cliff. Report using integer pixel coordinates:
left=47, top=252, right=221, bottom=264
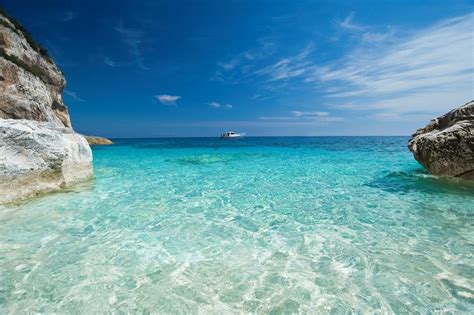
left=0, top=6, right=52, bottom=62
left=0, top=48, right=50, bottom=83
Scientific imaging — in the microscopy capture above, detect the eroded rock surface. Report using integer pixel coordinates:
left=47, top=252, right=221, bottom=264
left=0, top=11, right=93, bottom=204
left=408, top=100, right=474, bottom=179
left=0, top=12, right=70, bottom=127
left=0, top=119, right=93, bottom=204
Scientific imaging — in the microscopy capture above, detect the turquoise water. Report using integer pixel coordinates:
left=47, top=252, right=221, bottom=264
left=1, top=137, right=473, bottom=313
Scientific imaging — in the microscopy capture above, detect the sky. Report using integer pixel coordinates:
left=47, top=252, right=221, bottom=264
left=2, top=0, right=473, bottom=137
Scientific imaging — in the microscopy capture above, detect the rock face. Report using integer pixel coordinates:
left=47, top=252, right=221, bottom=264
left=0, top=10, right=93, bottom=204
left=0, top=120, right=93, bottom=204
left=85, top=136, right=113, bottom=145
left=0, top=12, right=70, bottom=127
left=408, top=100, right=474, bottom=180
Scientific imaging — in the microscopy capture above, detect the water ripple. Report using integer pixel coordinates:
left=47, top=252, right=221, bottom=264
left=0, top=137, right=473, bottom=313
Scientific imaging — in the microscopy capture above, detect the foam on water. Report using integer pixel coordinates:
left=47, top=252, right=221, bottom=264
left=0, top=137, right=473, bottom=313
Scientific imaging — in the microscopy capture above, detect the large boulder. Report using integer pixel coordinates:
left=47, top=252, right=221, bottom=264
left=85, top=136, right=113, bottom=145
left=408, top=100, right=474, bottom=179
left=0, top=10, right=93, bottom=204
left=0, top=119, right=93, bottom=204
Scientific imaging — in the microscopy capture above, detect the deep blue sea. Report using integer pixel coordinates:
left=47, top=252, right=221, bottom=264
left=1, top=137, right=473, bottom=313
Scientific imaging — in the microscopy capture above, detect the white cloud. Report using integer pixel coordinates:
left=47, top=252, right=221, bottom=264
left=371, top=111, right=435, bottom=122
left=260, top=111, right=342, bottom=123
left=214, top=38, right=277, bottom=82
left=209, top=101, right=232, bottom=109
left=155, top=95, right=181, bottom=106
left=248, top=13, right=472, bottom=118
left=253, top=44, right=315, bottom=81
left=338, top=12, right=366, bottom=31
left=211, top=12, right=472, bottom=124
left=64, top=90, right=85, bottom=102
left=218, top=58, right=240, bottom=71
left=316, top=12, right=474, bottom=115
left=161, top=120, right=341, bottom=129
left=243, top=18, right=392, bottom=84
left=361, top=29, right=394, bottom=43
left=259, top=116, right=298, bottom=121
left=338, top=12, right=395, bottom=43
left=291, top=111, right=329, bottom=117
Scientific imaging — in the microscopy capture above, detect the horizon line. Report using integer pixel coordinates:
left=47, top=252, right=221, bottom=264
left=88, top=135, right=411, bottom=140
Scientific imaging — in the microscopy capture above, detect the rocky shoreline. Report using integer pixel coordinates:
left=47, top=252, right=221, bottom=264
left=0, top=119, right=93, bottom=204
left=0, top=11, right=92, bottom=204
left=408, top=100, right=474, bottom=180
left=0, top=7, right=472, bottom=205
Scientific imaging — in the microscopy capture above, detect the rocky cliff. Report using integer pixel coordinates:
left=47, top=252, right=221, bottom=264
left=0, top=11, right=71, bottom=127
left=0, top=10, right=92, bottom=204
left=408, top=100, right=474, bottom=180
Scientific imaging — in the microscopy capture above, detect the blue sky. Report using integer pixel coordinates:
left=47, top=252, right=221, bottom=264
left=3, top=0, right=473, bottom=137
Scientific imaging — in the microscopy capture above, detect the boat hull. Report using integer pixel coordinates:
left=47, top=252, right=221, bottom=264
left=220, top=135, right=243, bottom=139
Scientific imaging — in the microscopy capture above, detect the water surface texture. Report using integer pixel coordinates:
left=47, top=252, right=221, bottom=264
left=1, top=137, right=473, bottom=313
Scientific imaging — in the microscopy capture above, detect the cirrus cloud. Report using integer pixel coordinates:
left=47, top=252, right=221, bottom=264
left=260, top=111, right=343, bottom=123
left=209, top=101, right=233, bottom=109
left=316, top=12, right=474, bottom=117
left=64, top=90, right=85, bottom=102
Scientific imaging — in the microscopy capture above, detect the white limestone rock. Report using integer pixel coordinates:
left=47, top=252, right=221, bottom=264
left=0, top=119, right=93, bottom=204
left=0, top=11, right=93, bottom=204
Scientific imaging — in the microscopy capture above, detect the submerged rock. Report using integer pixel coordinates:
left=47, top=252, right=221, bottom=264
left=408, top=100, right=474, bottom=180
left=85, top=136, right=113, bottom=145
left=0, top=10, right=93, bottom=203
left=0, top=119, right=93, bottom=204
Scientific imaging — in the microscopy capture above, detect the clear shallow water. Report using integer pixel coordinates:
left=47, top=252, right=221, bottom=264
left=1, top=137, right=473, bottom=313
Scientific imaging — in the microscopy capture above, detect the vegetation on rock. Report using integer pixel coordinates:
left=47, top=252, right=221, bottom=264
left=0, top=47, right=50, bottom=84
left=0, top=6, right=52, bottom=62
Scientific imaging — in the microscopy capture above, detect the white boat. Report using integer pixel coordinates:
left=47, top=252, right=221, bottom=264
left=220, top=131, right=244, bottom=139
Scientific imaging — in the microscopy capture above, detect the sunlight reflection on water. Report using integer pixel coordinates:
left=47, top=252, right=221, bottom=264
left=0, top=137, right=473, bottom=313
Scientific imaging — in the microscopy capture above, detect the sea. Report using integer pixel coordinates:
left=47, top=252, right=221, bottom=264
left=0, top=137, right=473, bottom=313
